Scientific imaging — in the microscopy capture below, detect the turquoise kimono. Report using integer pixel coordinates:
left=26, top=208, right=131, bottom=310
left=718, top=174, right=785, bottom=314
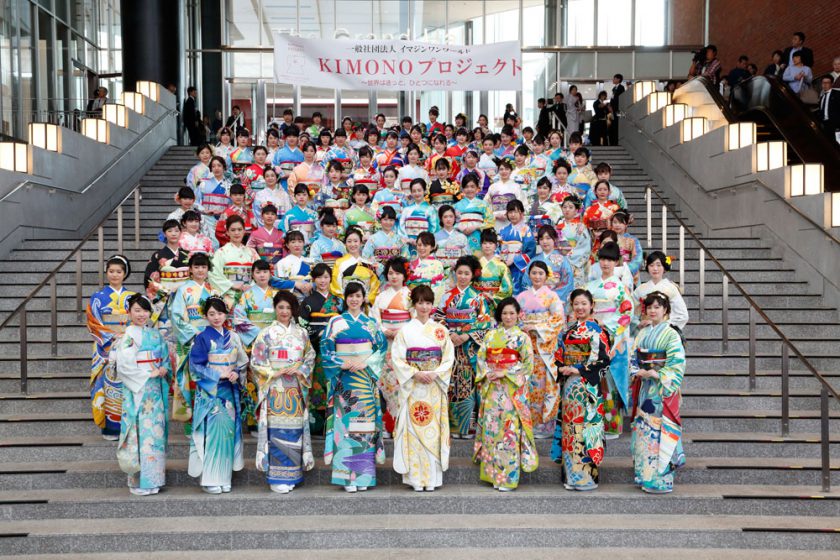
left=453, top=196, right=495, bottom=254
left=169, top=279, right=212, bottom=424
left=362, top=229, right=410, bottom=281
left=524, top=249, right=576, bottom=307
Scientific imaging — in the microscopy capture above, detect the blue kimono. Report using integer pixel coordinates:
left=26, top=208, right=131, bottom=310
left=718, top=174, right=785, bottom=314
left=272, top=146, right=305, bottom=190
left=194, top=176, right=230, bottom=251
left=371, top=187, right=407, bottom=222
left=398, top=201, right=440, bottom=257
left=169, top=279, right=212, bottom=425
left=308, top=235, right=346, bottom=268
left=583, top=181, right=627, bottom=210
left=524, top=250, right=575, bottom=307
left=281, top=205, right=319, bottom=248
left=498, top=222, right=537, bottom=295
left=453, top=196, right=495, bottom=254
left=362, top=229, right=410, bottom=281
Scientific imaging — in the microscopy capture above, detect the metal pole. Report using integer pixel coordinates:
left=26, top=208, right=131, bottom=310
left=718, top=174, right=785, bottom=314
left=134, top=189, right=141, bottom=247
left=721, top=275, right=729, bottom=352
left=19, top=307, right=27, bottom=395
left=748, top=306, right=756, bottom=391
left=97, top=226, right=104, bottom=287
left=698, top=249, right=705, bottom=315
left=820, top=385, right=831, bottom=492
left=50, top=276, right=57, bottom=357
left=781, top=343, right=790, bottom=436
left=646, top=187, right=652, bottom=248
left=661, top=204, right=667, bottom=255
left=117, top=205, right=124, bottom=254
left=679, top=225, right=685, bottom=294
left=76, top=252, right=83, bottom=321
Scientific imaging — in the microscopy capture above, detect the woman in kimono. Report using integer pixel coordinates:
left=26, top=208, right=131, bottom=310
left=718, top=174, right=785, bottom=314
left=371, top=166, right=407, bottom=221
left=343, top=185, right=377, bottom=243
left=330, top=228, right=380, bottom=305
left=241, top=146, right=269, bottom=196
left=87, top=255, right=135, bottom=440
left=370, top=257, right=413, bottom=437
left=250, top=291, right=317, bottom=493
left=556, top=195, right=591, bottom=287
left=321, top=282, right=388, bottom=492
left=252, top=167, right=293, bottom=229
left=229, top=128, right=254, bottom=181
left=551, top=288, right=611, bottom=491
left=214, top=128, right=235, bottom=166
left=109, top=294, right=172, bottom=495
left=287, top=142, right=325, bottom=200
left=483, top=160, right=524, bottom=232
left=631, top=291, right=687, bottom=493
left=169, top=253, right=214, bottom=430
left=195, top=156, right=232, bottom=251
left=439, top=256, right=493, bottom=438
left=589, top=233, right=635, bottom=294
left=586, top=243, right=634, bottom=439
left=611, top=210, right=644, bottom=285
left=208, top=215, right=259, bottom=308
left=396, top=144, right=429, bottom=197
left=186, top=144, right=213, bottom=194
left=453, top=172, right=494, bottom=255
left=525, top=226, right=575, bottom=307
left=548, top=160, right=577, bottom=202
left=179, top=210, right=214, bottom=257
left=399, top=179, right=440, bottom=257
left=407, top=231, right=447, bottom=306
left=633, top=251, right=689, bottom=333
left=474, top=297, right=537, bottom=491
left=516, top=261, right=565, bottom=439
left=434, top=205, right=470, bottom=287
left=475, top=229, right=514, bottom=311
left=498, top=199, right=537, bottom=295
left=362, top=206, right=409, bottom=282
left=187, top=296, right=249, bottom=494
left=391, top=285, right=455, bottom=491
left=583, top=180, right=621, bottom=246
left=569, top=147, right=597, bottom=200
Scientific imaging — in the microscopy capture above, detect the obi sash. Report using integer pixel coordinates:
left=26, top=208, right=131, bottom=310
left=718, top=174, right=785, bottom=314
left=185, top=304, right=207, bottom=328
left=521, top=308, right=550, bottom=330
left=335, top=338, right=373, bottom=366
left=474, top=277, right=501, bottom=295
left=320, top=251, right=343, bottom=267
left=333, top=158, right=352, bottom=174
left=269, top=344, right=303, bottom=370
left=500, top=239, right=523, bottom=261
left=288, top=219, right=316, bottom=239
left=223, top=262, right=252, bottom=284
left=529, top=215, right=554, bottom=234
left=334, top=183, right=353, bottom=201
left=308, top=310, right=337, bottom=331
left=376, top=198, right=403, bottom=214
left=136, top=350, right=162, bottom=374
left=101, top=311, right=129, bottom=335
left=201, top=192, right=229, bottom=215
left=563, top=338, right=592, bottom=367
left=406, top=346, right=443, bottom=372
left=403, top=215, right=429, bottom=239
left=257, top=244, right=283, bottom=263
left=373, top=246, right=402, bottom=264
left=231, top=162, right=249, bottom=175
left=445, top=306, right=475, bottom=333
left=436, top=245, right=464, bottom=269
left=486, top=346, right=519, bottom=369
left=637, top=349, right=667, bottom=372
left=430, top=192, right=457, bottom=206
left=589, top=218, right=609, bottom=231
left=246, top=308, right=275, bottom=330
left=276, top=161, right=297, bottom=178
left=352, top=176, right=378, bottom=189
left=458, top=211, right=485, bottom=228
left=350, top=220, right=375, bottom=239
left=298, top=181, right=322, bottom=199
left=399, top=177, right=415, bottom=192
left=381, top=308, right=411, bottom=330
left=491, top=193, right=515, bottom=213
left=160, top=267, right=190, bottom=292
left=208, top=349, right=237, bottom=378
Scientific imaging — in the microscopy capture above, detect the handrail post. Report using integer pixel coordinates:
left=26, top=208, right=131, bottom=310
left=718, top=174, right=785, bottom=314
left=820, top=385, right=831, bottom=492
left=699, top=249, right=705, bottom=315
left=20, top=306, right=28, bottom=395
left=646, top=187, right=652, bottom=248
left=97, top=226, right=104, bottom=287
left=134, top=188, right=141, bottom=247
left=679, top=225, right=685, bottom=294
left=781, top=343, right=790, bottom=437
left=50, top=276, right=57, bottom=357
left=748, top=306, right=756, bottom=391
left=661, top=204, right=667, bottom=255
left=117, top=205, right=124, bottom=254
left=721, top=275, right=729, bottom=353
left=75, top=252, right=83, bottom=321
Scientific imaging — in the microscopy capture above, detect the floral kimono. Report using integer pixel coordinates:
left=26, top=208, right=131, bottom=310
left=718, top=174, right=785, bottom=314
left=110, top=325, right=172, bottom=490
left=230, top=146, right=254, bottom=179
left=242, top=162, right=266, bottom=196
left=87, top=286, right=135, bottom=437
left=308, top=235, right=346, bottom=267
left=557, top=218, right=592, bottom=287
left=525, top=250, right=576, bottom=307
left=371, top=187, right=407, bottom=222
left=349, top=166, right=381, bottom=198
left=551, top=319, right=610, bottom=490
left=186, top=162, right=212, bottom=194
left=391, top=318, right=455, bottom=489
left=179, top=231, right=214, bottom=258
left=632, top=278, right=689, bottom=333
left=299, top=290, right=343, bottom=434
left=439, top=285, right=493, bottom=436
left=618, top=232, right=644, bottom=284
left=528, top=199, right=562, bottom=238
left=434, top=228, right=470, bottom=287
left=454, top=196, right=495, bottom=254
left=281, top=205, right=319, bottom=248
left=516, top=286, right=565, bottom=438
left=484, top=180, right=523, bottom=231
left=247, top=226, right=285, bottom=271
left=329, top=254, right=381, bottom=304
left=475, top=256, right=513, bottom=311
left=169, top=280, right=212, bottom=424
left=398, top=201, right=440, bottom=256
left=498, top=222, right=537, bottom=295
left=362, top=230, right=410, bottom=281
left=252, top=186, right=293, bottom=229
left=630, top=322, right=686, bottom=493
left=511, top=165, right=538, bottom=207
left=271, top=254, right=312, bottom=301
left=474, top=326, right=538, bottom=489
left=568, top=164, right=597, bottom=199
left=321, top=312, right=388, bottom=488
left=187, top=326, right=249, bottom=488
left=370, top=286, right=413, bottom=434
left=586, top=275, right=634, bottom=437
left=344, top=204, right=377, bottom=242
left=196, top=176, right=231, bottom=250
left=287, top=161, right=325, bottom=200
left=583, top=200, right=621, bottom=242
left=583, top=181, right=627, bottom=210
left=250, top=320, right=317, bottom=486
left=272, top=145, right=304, bottom=190
left=207, top=242, right=258, bottom=307
left=407, top=256, right=447, bottom=306
left=429, top=178, right=462, bottom=209
left=396, top=164, right=428, bottom=197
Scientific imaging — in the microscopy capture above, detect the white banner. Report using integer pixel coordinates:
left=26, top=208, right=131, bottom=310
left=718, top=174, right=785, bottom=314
left=273, top=34, right=522, bottom=91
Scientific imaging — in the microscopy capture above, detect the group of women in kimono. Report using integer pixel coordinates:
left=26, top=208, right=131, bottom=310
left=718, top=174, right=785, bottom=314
left=85, top=108, right=688, bottom=498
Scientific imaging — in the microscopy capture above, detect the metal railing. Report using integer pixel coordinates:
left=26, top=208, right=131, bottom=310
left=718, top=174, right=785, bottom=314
left=646, top=183, right=838, bottom=491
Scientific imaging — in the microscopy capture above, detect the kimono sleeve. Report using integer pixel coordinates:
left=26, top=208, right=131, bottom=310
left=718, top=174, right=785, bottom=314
left=170, top=287, right=198, bottom=346
left=249, top=327, right=274, bottom=388
left=569, top=226, right=591, bottom=270
left=208, top=250, right=234, bottom=296
left=627, top=235, right=644, bottom=277
left=658, top=328, right=686, bottom=398
left=506, top=332, right=534, bottom=387
left=189, top=333, right=220, bottom=395
left=390, top=328, right=414, bottom=386
left=579, top=323, right=610, bottom=386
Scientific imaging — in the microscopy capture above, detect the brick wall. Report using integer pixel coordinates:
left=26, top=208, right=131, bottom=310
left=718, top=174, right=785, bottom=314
left=708, top=0, right=839, bottom=78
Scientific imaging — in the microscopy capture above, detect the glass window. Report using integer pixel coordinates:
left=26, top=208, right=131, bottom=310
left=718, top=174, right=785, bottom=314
left=597, top=0, right=631, bottom=46
left=485, top=0, right=519, bottom=43
left=522, top=52, right=556, bottom=125
left=635, top=0, right=666, bottom=46
left=413, top=0, right=445, bottom=42
left=598, top=51, right=632, bottom=80
left=336, top=0, right=374, bottom=39
left=522, top=0, right=545, bottom=47
left=301, top=86, right=335, bottom=130
left=263, top=0, right=299, bottom=37
left=448, top=1, right=482, bottom=43
left=566, top=0, right=594, bottom=46
left=226, top=0, right=262, bottom=46
left=267, top=82, right=294, bottom=123
left=373, top=0, right=407, bottom=39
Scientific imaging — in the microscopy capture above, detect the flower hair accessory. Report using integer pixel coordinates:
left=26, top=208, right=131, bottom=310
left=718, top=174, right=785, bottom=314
left=665, top=256, right=672, bottom=266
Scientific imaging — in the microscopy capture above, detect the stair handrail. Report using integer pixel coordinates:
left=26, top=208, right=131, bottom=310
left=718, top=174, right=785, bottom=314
left=646, top=183, right=836, bottom=491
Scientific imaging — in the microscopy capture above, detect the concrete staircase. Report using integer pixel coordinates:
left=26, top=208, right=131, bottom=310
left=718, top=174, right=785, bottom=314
left=0, top=145, right=838, bottom=557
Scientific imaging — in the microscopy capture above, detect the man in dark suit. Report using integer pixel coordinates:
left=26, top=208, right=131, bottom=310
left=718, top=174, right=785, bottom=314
left=550, top=92, right=567, bottom=131
left=818, top=77, right=840, bottom=143
left=183, top=86, right=199, bottom=146
left=609, top=73, right=626, bottom=146
left=782, top=32, right=814, bottom=71
left=536, top=98, right=551, bottom=137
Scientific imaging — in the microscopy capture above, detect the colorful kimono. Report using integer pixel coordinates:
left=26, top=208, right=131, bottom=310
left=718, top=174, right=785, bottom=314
left=528, top=199, right=563, bottom=238
left=633, top=278, right=689, bottom=332
left=474, top=326, right=538, bottom=489
left=391, top=318, right=455, bottom=489
left=349, top=166, right=381, bottom=198
left=549, top=182, right=578, bottom=203
left=186, top=162, right=212, bottom=194
left=371, top=187, right=407, bottom=222
left=511, top=165, right=538, bottom=207
left=370, top=286, right=413, bottom=433
left=287, top=161, right=325, bottom=200
left=111, top=325, right=172, bottom=490
left=214, top=144, right=235, bottom=166
left=299, top=290, right=343, bottom=434
left=321, top=312, right=388, bottom=488
left=569, top=164, right=597, bottom=199
left=247, top=226, right=285, bottom=271
left=434, top=228, right=470, bottom=286
left=439, top=285, right=493, bottom=436
left=618, top=232, right=644, bottom=283
left=281, top=205, right=319, bottom=248
left=215, top=205, right=255, bottom=247
left=454, top=195, right=495, bottom=254
left=456, top=166, right=491, bottom=198
left=396, top=164, right=429, bottom=196
left=169, top=279, right=212, bottom=423
left=583, top=200, right=621, bottom=241
left=375, top=148, right=404, bottom=173
left=475, top=256, right=514, bottom=310
left=187, top=326, right=249, bottom=488
left=586, top=275, right=634, bottom=437
left=87, top=286, right=134, bottom=437
left=429, top=178, right=461, bottom=209
left=230, top=147, right=254, bottom=184
left=557, top=219, right=591, bottom=287
left=398, top=201, right=440, bottom=255
left=329, top=254, right=380, bottom=304
left=242, top=163, right=266, bottom=198
left=407, top=257, right=447, bottom=306
left=583, top=181, right=627, bottom=210
left=525, top=250, right=575, bottom=306
left=344, top=204, right=377, bottom=242
left=323, top=144, right=356, bottom=176
left=498, top=222, right=537, bottom=295
left=250, top=320, right=317, bottom=486
left=179, top=231, right=214, bottom=258
left=477, top=153, right=499, bottom=189
left=362, top=229, right=410, bottom=281
left=516, top=286, right=565, bottom=438
left=484, top=180, right=524, bottom=231
left=207, top=242, right=257, bottom=306
left=308, top=235, right=346, bottom=267
left=551, top=319, right=610, bottom=490
left=252, top=186, right=293, bottom=228
left=272, top=145, right=304, bottom=190
left=272, top=254, right=312, bottom=301
left=630, top=322, right=686, bottom=493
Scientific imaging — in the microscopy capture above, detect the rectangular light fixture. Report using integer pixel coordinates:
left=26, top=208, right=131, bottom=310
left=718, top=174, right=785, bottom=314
left=81, top=118, right=109, bottom=143
left=0, top=142, right=29, bottom=172
left=663, top=104, right=689, bottom=127
left=754, top=141, right=787, bottom=172
left=726, top=122, right=756, bottom=151
left=28, top=123, right=61, bottom=152
left=136, top=80, right=161, bottom=102
left=122, top=92, right=145, bottom=114
left=832, top=193, right=840, bottom=228
left=632, top=80, right=657, bottom=103
left=680, top=117, right=708, bottom=143
left=103, top=104, right=129, bottom=127
left=647, top=92, right=672, bottom=114
left=788, top=164, right=823, bottom=197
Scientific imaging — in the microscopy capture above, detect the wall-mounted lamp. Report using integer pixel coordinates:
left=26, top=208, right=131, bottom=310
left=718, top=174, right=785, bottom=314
left=788, top=163, right=823, bottom=197
left=81, top=119, right=109, bottom=144
left=0, top=143, right=29, bottom=173
left=663, top=104, right=689, bottom=127
left=122, top=92, right=145, bottom=114
left=632, top=80, right=657, bottom=103
left=680, top=117, right=708, bottom=143
left=754, top=141, right=787, bottom=172
left=136, top=81, right=160, bottom=103
left=28, top=123, right=61, bottom=152
left=726, top=122, right=756, bottom=151
left=103, top=104, right=129, bottom=127
left=647, top=92, right=671, bottom=114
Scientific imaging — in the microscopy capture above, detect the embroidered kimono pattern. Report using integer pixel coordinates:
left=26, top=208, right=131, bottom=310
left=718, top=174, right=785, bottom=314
left=207, top=242, right=258, bottom=307
left=475, top=256, right=514, bottom=310
left=281, top=205, right=319, bottom=248
left=434, top=229, right=470, bottom=286
left=525, top=250, right=576, bottom=307
left=250, top=320, right=317, bottom=485
left=498, top=222, right=537, bottom=295
left=362, top=230, right=410, bottom=281
left=454, top=196, right=495, bottom=254
left=371, top=188, right=407, bottom=222
left=484, top=181, right=524, bottom=231
left=179, top=231, right=214, bottom=258
left=299, top=291, right=343, bottom=434
left=474, top=326, right=538, bottom=489
left=583, top=200, right=621, bottom=243
left=344, top=205, right=377, bottom=242
left=391, top=318, right=455, bottom=489
left=556, top=219, right=592, bottom=287
left=633, top=278, right=689, bottom=332
left=551, top=319, right=610, bottom=490
left=308, top=235, right=346, bottom=267
left=630, top=322, right=686, bottom=492
left=407, top=257, right=447, bottom=306
left=169, top=280, right=213, bottom=423
left=252, top=187, right=293, bottom=228
left=329, top=254, right=381, bottom=304
left=321, top=312, right=388, bottom=487
left=399, top=201, right=440, bottom=255
left=370, top=286, right=413, bottom=433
